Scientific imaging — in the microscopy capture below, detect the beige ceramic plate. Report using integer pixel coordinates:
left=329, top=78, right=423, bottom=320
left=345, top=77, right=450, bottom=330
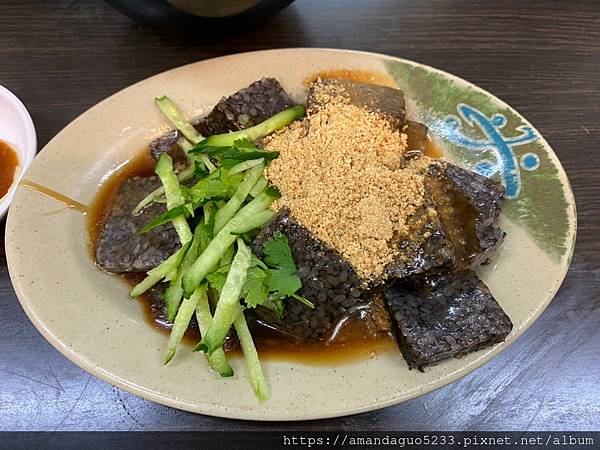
left=6, top=49, right=576, bottom=420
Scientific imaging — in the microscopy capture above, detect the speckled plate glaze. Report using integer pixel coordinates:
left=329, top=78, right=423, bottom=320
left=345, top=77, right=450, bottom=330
left=5, top=49, right=576, bottom=420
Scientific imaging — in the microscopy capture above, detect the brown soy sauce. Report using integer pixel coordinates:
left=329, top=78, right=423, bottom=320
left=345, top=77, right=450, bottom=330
left=304, top=69, right=399, bottom=88
left=423, top=138, right=444, bottom=159
left=20, top=181, right=88, bottom=214
left=0, top=140, right=19, bottom=199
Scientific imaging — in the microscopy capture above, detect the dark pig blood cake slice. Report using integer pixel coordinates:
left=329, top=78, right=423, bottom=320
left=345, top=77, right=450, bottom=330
left=96, top=177, right=180, bottom=273
left=438, top=163, right=506, bottom=267
left=149, top=78, right=296, bottom=160
left=251, top=211, right=389, bottom=340
left=307, top=78, right=406, bottom=128
left=387, top=162, right=506, bottom=280
left=198, top=77, right=296, bottom=136
left=384, top=271, right=513, bottom=370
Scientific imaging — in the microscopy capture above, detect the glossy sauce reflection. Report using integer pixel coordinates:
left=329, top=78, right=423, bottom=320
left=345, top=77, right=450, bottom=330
left=423, top=137, right=444, bottom=159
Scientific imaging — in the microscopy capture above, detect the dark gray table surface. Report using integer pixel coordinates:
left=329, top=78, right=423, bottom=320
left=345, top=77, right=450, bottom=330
left=1, top=0, right=599, bottom=431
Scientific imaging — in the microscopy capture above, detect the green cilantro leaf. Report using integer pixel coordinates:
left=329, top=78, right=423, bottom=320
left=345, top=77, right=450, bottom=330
left=207, top=260, right=270, bottom=308
left=243, top=266, right=270, bottom=308
left=205, top=232, right=311, bottom=315
left=137, top=205, right=189, bottom=234
left=190, top=137, right=279, bottom=161
left=262, top=231, right=302, bottom=297
left=206, top=264, right=230, bottom=293
left=194, top=160, right=209, bottom=178
left=262, top=297, right=285, bottom=319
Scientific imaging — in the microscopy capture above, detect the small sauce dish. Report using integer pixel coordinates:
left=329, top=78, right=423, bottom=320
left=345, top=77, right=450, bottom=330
left=0, top=84, right=36, bottom=219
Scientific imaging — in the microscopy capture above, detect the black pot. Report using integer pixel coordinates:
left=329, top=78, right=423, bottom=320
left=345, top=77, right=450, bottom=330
left=105, top=0, right=295, bottom=29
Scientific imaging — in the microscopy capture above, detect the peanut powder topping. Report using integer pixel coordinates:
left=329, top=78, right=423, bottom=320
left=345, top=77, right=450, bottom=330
left=264, top=82, right=427, bottom=281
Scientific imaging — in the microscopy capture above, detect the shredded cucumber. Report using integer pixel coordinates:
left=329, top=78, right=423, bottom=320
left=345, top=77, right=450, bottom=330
left=129, top=242, right=191, bottom=298
left=228, top=158, right=265, bottom=175
left=249, top=176, right=268, bottom=198
left=155, top=153, right=193, bottom=244
left=213, top=163, right=264, bottom=233
left=155, top=96, right=202, bottom=144
left=164, top=290, right=199, bottom=365
left=200, top=106, right=305, bottom=147
left=234, top=311, right=269, bottom=401
left=181, top=187, right=280, bottom=297
left=195, top=238, right=251, bottom=354
left=194, top=283, right=234, bottom=377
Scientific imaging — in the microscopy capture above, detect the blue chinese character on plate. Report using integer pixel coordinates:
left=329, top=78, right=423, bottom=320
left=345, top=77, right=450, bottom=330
left=438, top=104, right=539, bottom=199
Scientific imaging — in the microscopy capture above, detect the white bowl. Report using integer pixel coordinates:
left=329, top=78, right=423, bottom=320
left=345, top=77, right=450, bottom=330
left=0, top=84, right=37, bottom=219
